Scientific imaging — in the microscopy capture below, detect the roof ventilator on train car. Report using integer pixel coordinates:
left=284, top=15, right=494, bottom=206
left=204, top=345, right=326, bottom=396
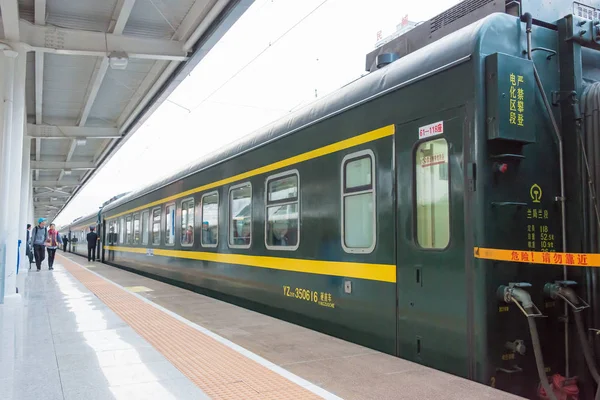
left=375, top=52, right=399, bottom=69
left=544, top=281, right=600, bottom=400
left=497, top=282, right=558, bottom=400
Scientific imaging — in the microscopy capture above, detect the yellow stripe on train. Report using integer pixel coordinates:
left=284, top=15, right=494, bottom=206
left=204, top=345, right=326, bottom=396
left=105, top=125, right=395, bottom=220
left=474, top=247, right=600, bottom=267
left=104, top=245, right=397, bottom=283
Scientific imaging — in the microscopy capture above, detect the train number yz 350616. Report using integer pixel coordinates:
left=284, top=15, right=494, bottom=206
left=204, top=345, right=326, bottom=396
left=283, top=285, right=318, bottom=302
left=282, top=285, right=336, bottom=308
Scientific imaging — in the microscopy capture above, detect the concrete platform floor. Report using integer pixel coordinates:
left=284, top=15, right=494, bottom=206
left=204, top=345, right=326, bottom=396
left=0, top=257, right=210, bottom=400
left=59, top=252, right=525, bottom=400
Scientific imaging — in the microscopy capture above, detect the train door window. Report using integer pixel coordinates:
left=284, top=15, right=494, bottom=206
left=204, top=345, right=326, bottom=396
left=341, top=150, right=376, bottom=253
left=415, top=138, right=450, bottom=249
left=107, top=221, right=113, bottom=244
left=229, top=183, right=252, bottom=248
left=165, top=204, right=175, bottom=246
left=180, top=198, right=194, bottom=246
left=110, top=220, right=118, bottom=245
left=152, top=207, right=161, bottom=245
left=201, top=192, right=218, bottom=247
left=141, top=210, right=149, bottom=245
left=133, top=213, right=140, bottom=244
left=126, top=215, right=132, bottom=244
left=119, top=218, right=125, bottom=244
left=265, top=171, right=299, bottom=250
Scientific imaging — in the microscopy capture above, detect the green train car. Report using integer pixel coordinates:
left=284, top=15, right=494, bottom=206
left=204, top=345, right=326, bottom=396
left=60, top=4, right=600, bottom=399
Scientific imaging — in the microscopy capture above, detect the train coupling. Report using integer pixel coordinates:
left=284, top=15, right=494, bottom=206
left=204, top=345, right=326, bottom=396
left=497, top=282, right=544, bottom=318
left=543, top=281, right=590, bottom=313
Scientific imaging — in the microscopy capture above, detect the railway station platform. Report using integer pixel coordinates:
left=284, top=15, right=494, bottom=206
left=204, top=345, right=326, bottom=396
left=1, top=253, right=525, bottom=400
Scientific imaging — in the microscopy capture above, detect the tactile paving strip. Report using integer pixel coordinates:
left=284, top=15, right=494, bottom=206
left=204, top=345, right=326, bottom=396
left=58, top=255, right=323, bottom=400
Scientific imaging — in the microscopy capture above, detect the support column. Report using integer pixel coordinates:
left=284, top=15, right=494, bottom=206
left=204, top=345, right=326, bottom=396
left=18, top=135, right=31, bottom=276
left=7, top=47, right=27, bottom=283
left=0, top=48, right=15, bottom=303
left=28, top=178, right=33, bottom=226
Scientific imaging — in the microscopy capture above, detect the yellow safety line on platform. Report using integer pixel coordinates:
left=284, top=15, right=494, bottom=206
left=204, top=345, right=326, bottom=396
left=57, top=255, right=323, bottom=400
left=104, top=245, right=397, bottom=283
left=105, top=124, right=395, bottom=220
left=474, top=247, right=600, bottom=267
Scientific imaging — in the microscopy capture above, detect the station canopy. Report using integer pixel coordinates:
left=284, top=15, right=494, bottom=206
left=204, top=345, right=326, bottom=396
left=0, top=0, right=250, bottom=222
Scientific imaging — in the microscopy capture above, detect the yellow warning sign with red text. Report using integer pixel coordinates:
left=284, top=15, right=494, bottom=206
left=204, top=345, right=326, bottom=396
left=474, top=247, right=600, bottom=268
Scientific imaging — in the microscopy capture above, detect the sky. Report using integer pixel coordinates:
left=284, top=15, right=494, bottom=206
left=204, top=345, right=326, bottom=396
left=53, top=0, right=463, bottom=227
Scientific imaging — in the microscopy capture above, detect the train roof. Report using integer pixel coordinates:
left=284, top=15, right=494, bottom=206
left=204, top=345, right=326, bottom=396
left=61, top=210, right=99, bottom=231
left=102, top=12, right=512, bottom=215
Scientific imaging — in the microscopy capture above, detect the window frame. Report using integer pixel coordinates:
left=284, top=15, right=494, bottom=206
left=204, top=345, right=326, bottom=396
left=164, top=203, right=176, bottom=246
left=132, top=212, right=141, bottom=245
left=228, top=182, right=252, bottom=249
left=141, top=210, right=150, bottom=246
left=413, top=137, right=452, bottom=251
left=264, top=170, right=300, bottom=251
left=340, top=149, right=377, bottom=254
left=151, top=207, right=162, bottom=246
left=125, top=214, right=133, bottom=245
left=108, top=220, right=115, bottom=245
left=200, top=191, right=219, bottom=248
left=180, top=197, right=195, bottom=247
left=119, top=217, right=125, bottom=244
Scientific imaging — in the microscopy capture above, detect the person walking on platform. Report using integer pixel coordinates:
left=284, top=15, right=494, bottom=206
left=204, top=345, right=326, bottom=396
left=25, top=224, right=34, bottom=269
left=32, top=218, right=47, bottom=271
left=45, top=224, right=61, bottom=270
left=62, top=234, right=68, bottom=252
left=87, top=226, right=98, bottom=262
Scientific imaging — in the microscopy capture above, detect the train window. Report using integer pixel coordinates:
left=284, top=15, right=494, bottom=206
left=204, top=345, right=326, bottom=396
left=265, top=171, right=299, bottom=251
left=133, top=213, right=140, bottom=244
left=341, top=150, right=376, bottom=253
left=165, top=204, right=175, bottom=246
left=201, top=192, right=218, bottom=247
left=119, top=218, right=125, bottom=244
left=415, top=138, right=450, bottom=249
left=141, top=210, right=149, bottom=245
left=180, top=198, right=194, bottom=246
left=152, top=207, right=161, bottom=245
left=229, top=183, right=252, bottom=248
left=126, top=215, right=132, bottom=244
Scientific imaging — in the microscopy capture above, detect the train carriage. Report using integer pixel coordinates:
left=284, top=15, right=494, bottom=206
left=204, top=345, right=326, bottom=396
left=59, top=4, right=600, bottom=399
left=65, top=213, right=101, bottom=258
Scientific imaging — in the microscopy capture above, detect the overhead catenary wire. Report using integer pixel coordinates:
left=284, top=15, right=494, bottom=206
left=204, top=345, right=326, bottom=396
left=189, top=0, right=331, bottom=114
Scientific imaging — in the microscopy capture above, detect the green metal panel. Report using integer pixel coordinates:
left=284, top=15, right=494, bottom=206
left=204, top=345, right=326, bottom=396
left=396, top=105, right=469, bottom=379
left=485, top=53, right=536, bottom=143
left=474, top=16, right=570, bottom=400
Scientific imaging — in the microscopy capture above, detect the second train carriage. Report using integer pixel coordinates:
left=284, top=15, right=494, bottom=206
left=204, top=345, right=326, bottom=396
left=58, top=4, right=600, bottom=399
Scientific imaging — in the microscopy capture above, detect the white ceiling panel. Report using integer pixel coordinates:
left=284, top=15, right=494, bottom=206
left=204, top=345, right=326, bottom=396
left=9, top=0, right=253, bottom=221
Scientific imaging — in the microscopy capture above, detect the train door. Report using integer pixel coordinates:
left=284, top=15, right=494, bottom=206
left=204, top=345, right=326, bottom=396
left=101, top=219, right=106, bottom=263
left=395, top=106, right=469, bottom=378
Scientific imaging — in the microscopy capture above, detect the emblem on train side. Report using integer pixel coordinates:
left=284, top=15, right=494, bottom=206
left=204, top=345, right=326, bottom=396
left=530, top=184, right=542, bottom=203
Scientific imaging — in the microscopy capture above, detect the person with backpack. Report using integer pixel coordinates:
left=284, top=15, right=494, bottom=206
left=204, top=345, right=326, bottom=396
left=32, top=218, right=48, bottom=271
left=45, top=224, right=61, bottom=270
